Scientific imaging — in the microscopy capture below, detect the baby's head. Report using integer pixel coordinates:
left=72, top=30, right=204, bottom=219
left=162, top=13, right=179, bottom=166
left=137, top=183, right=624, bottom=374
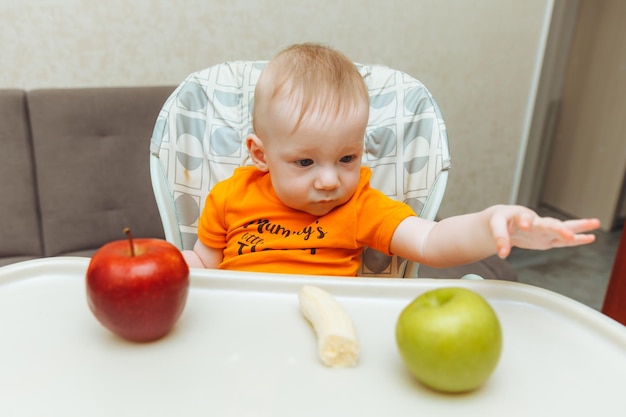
left=247, top=43, right=370, bottom=216
left=252, top=43, right=369, bottom=138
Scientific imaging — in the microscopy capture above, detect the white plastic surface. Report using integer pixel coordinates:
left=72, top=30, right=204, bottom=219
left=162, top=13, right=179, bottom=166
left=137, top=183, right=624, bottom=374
left=1, top=257, right=625, bottom=416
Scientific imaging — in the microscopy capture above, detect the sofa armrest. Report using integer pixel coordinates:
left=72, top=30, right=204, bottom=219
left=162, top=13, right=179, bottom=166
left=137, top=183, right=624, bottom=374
left=0, top=89, right=43, bottom=262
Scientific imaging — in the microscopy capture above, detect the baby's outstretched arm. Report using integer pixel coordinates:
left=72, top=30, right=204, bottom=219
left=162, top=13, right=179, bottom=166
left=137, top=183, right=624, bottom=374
left=390, top=205, right=600, bottom=268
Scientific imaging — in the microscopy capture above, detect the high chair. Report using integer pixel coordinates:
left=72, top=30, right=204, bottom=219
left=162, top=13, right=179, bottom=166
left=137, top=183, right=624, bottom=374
left=149, top=61, right=450, bottom=278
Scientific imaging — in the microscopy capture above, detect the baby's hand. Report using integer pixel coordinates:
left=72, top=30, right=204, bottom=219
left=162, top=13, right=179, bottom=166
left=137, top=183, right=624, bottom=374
left=487, top=205, right=601, bottom=258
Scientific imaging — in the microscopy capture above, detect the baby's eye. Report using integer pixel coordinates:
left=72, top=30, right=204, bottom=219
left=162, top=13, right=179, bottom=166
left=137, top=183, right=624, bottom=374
left=296, top=159, right=314, bottom=167
left=340, top=155, right=356, bottom=163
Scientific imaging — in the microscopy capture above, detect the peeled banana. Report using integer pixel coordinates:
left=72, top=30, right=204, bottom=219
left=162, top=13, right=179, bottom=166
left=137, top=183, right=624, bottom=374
left=298, top=285, right=359, bottom=367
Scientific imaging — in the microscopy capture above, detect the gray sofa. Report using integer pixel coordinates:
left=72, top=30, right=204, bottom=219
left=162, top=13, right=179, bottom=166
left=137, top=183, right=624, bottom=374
left=0, top=86, right=516, bottom=281
left=0, top=86, right=174, bottom=266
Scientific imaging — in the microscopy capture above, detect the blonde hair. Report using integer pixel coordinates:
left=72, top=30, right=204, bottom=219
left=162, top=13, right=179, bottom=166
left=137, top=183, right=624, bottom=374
left=252, top=43, right=369, bottom=136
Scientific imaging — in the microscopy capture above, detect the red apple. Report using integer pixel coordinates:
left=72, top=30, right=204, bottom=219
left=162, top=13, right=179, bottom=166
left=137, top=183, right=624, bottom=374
left=86, top=228, right=190, bottom=342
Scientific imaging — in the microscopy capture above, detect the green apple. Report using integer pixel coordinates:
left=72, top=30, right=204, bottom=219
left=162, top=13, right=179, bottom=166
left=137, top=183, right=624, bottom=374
left=395, top=287, right=502, bottom=393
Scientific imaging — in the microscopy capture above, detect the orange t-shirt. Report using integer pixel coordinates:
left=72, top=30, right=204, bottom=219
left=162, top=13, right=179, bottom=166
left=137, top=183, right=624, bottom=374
left=198, top=166, right=416, bottom=276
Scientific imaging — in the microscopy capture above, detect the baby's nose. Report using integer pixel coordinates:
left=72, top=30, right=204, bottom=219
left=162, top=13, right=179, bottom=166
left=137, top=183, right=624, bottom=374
left=314, top=167, right=340, bottom=190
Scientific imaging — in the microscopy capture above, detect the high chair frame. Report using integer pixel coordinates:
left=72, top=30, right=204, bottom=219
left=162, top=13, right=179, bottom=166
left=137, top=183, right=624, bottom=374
left=150, top=61, right=451, bottom=278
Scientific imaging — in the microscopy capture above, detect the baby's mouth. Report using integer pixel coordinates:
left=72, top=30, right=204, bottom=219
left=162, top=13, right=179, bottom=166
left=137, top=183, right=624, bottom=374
left=317, top=198, right=340, bottom=206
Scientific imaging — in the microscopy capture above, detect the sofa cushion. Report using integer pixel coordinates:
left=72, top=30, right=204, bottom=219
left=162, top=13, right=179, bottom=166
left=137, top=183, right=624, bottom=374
left=0, top=90, right=43, bottom=264
left=27, top=86, right=174, bottom=256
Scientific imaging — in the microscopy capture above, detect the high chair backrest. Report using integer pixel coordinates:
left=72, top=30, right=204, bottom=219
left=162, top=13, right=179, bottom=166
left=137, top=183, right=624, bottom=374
left=150, top=61, right=451, bottom=278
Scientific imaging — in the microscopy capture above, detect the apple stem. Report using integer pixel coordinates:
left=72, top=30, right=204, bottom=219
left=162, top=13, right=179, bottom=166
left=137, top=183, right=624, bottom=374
left=124, top=227, right=136, bottom=257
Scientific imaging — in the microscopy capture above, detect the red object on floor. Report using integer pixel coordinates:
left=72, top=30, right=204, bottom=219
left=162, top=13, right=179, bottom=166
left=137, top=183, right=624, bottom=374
left=602, top=222, right=626, bottom=326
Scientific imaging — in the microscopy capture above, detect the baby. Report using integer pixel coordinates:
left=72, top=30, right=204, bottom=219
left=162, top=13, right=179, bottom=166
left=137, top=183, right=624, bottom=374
left=182, top=43, right=600, bottom=276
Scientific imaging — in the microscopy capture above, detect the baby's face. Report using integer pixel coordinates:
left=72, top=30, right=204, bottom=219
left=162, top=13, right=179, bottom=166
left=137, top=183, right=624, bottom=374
left=261, top=102, right=368, bottom=217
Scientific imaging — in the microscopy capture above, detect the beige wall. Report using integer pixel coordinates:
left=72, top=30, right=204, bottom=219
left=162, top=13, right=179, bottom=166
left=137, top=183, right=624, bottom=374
left=0, top=0, right=550, bottom=218
left=540, top=0, right=626, bottom=230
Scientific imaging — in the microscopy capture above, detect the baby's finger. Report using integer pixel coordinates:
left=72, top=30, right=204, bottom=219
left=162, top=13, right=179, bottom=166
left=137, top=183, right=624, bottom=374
left=489, top=215, right=511, bottom=258
left=552, top=232, right=596, bottom=248
left=562, top=218, right=601, bottom=234
left=517, top=211, right=535, bottom=230
left=532, top=216, right=575, bottom=240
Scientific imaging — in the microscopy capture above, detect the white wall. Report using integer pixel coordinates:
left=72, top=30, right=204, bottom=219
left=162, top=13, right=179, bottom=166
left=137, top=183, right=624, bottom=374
left=0, top=0, right=550, bottom=218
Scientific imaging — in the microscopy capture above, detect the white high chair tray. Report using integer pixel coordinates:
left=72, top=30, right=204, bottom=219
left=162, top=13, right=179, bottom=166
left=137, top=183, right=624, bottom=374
left=1, top=257, right=624, bottom=416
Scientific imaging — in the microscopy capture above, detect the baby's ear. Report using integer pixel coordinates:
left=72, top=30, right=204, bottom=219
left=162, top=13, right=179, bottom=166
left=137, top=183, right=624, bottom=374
left=246, top=134, right=269, bottom=172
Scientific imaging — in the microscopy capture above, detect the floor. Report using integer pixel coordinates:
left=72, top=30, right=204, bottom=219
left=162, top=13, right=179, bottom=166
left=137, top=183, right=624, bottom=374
left=507, top=206, right=623, bottom=311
